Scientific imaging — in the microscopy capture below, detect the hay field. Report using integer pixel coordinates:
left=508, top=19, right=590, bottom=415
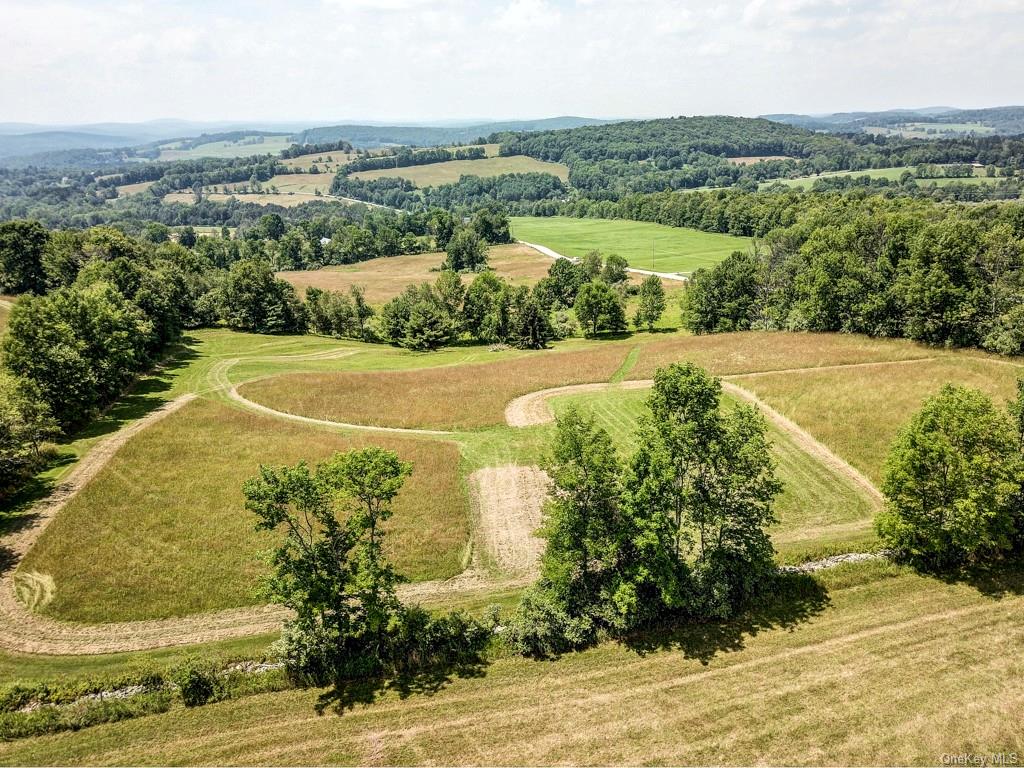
left=19, top=398, right=470, bottom=623
left=278, top=243, right=557, bottom=304
left=5, top=561, right=1024, bottom=765
left=350, top=155, right=570, bottom=185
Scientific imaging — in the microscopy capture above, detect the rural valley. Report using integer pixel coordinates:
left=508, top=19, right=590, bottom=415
left=2, top=1, right=1024, bottom=765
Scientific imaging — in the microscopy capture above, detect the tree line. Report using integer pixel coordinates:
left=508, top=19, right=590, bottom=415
left=680, top=196, right=1024, bottom=355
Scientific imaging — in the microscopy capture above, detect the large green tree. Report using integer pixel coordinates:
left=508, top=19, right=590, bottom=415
left=877, top=384, right=1023, bottom=568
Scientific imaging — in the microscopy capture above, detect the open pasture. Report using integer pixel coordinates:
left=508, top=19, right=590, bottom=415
left=510, top=216, right=752, bottom=274
left=4, top=560, right=1024, bottom=765
left=732, top=352, right=1023, bottom=485
left=238, top=342, right=634, bottom=431
left=278, top=243, right=556, bottom=304
left=350, top=155, right=570, bottom=186
left=113, top=180, right=155, bottom=198
left=18, top=398, right=470, bottom=623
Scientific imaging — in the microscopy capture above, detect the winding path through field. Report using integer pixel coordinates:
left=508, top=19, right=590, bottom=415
left=519, top=241, right=689, bottom=282
left=503, top=369, right=887, bottom=507
left=0, top=351, right=904, bottom=654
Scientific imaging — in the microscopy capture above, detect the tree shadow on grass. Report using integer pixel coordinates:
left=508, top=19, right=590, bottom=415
left=623, top=572, right=831, bottom=666
left=934, top=559, right=1024, bottom=600
left=72, top=337, right=200, bottom=443
left=313, top=655, right=489, bottom=716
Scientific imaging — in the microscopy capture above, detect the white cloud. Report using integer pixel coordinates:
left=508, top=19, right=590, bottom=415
left=0, top=0, right=1021, bottom=124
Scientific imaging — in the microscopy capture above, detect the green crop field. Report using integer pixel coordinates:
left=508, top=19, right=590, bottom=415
left=351, top=155, right=570, bottom=186
left=510, top=216, right=752, bottom=274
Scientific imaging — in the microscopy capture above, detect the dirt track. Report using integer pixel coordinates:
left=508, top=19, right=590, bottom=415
left=0, top=436, right=546, bottom=653
left=504, top=374, right=885, bottom=507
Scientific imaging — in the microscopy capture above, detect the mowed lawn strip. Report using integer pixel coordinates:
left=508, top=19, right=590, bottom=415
left=350, top=155, right=570, bottom=185
left=19, top=398, right=470, bottom=623
left=551, top=387, right=876, bottom=560
left=5, top=562, right=1024, bottom=765
left=510, top=216, right=752, bottom=274
left=732, top=353, right=1024, bottom=485
left=238, top=343, right=634, bottom=431
left=278, top=243, right=555, bottom=305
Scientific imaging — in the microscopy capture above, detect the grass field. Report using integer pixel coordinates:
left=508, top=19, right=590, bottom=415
left=350, top=155, right=570, bottom=186
left=510, top=216, right=752, bottom=274
left=733, top=353, right=1023, bottom=484
left=8, top=321, right=1024, bottom=762
left=278, top=243, right=556, bottom=304
left=162, top=191, right=330, bottom=208
left=113, top=180, right=154, bottom=198
left=19, top=398, right=470, bottom=623
left=5, top=560, right=1024, bottom=765
left=550, top=387, right=877, bottom=559
left=239, top=342, right=633, bottom=431
left=762, top=165, right=1001, bottom=190
left=156, top=136, right=294, bottom=162
left=0, top=295, right=14, bottom=335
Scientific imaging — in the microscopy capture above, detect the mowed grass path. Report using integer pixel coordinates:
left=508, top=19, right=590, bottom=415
left=510, top=216, right=751, bottom=274
left=551, top=387, right=876, bottom=560
left=350, top=155, right=569, bottom=185
left=5, top=562, right=1024, bottom=765
left=733, top=353, right=1024, bottom=485
left=239, top=342, right=633, bottom=431
left=19, top=399, right=470, bottom=623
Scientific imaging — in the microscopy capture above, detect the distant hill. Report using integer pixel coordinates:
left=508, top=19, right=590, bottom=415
left=762, top=106, right=1024, bottom=135
left=0, top=131, right=137, bottom=160
left=292, top=117, right=611, bottom=148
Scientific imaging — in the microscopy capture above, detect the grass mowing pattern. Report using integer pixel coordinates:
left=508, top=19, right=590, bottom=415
left=733, top=353, right=1024, bottom=484
left=238, top=343, right=634, bottom=431
left=550, top=387, right=876, bottom=560
left=18, top=399, right=470, bottom=623
left=4, top=562, right=1024, bottom=764
left=350, top=155, right=570, bottom=185
left=510, top=216, right=751, bottom=274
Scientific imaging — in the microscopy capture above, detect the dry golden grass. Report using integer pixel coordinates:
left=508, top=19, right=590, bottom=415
left=19, top=398, right=470, bottom=622
left=0, top=295, right=15, bottom=335
left=113, top=180, right=154, bottom=197
left=628, top=331, right=931, bottom=379
left=350, top=155, right=570, bottom=185
left=5, top=562, right=1024, bottom=765
left=282, top=151, right=357, bottom=173
left=733, top=352, right=1024, bottom=484
left=162, top=191, right=328, bottom=208
left=239, top=343, right=633, bottom=430
left=222, top=173, right=334, bottom=196
left=278, top=243, right=557, bottom=304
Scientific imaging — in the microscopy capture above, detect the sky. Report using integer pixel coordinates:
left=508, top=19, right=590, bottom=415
left=3, top=0, right=1023, bottom=125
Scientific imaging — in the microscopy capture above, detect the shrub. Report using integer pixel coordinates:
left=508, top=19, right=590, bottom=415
left=171, top=657, right=221, bottom=707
